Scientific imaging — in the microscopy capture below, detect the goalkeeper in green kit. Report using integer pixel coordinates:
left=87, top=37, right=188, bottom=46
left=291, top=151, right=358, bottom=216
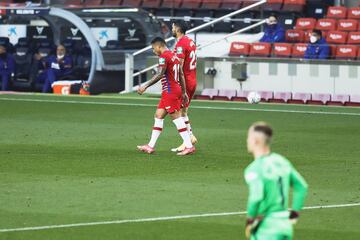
left=244, top=122, right=308, bottom=240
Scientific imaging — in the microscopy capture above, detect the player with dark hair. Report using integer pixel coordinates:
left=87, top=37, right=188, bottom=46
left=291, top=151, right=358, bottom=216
left=304, top=30, right=330, bottom=59
left=171, top=20, right=198, bottom=152
left=137, top=37, right=195, bottom=156
left=260, top=13, right=285, bottom=43
left=244, top=122, right=308, bottom=240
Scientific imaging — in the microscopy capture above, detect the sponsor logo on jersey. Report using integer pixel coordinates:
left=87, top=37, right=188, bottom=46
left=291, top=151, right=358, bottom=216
left=176, top=47, right=183, bottom=54
left=159, top=58, right=165, bottom=65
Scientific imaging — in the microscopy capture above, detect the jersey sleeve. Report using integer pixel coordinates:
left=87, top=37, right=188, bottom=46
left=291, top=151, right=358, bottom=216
left=175, top=43, right=186, bottom=59
left=158, top=54, right=167, bottom=67
left=289, top=165, right=308, bottom=211
left=244, top=169, right=264, bottom=218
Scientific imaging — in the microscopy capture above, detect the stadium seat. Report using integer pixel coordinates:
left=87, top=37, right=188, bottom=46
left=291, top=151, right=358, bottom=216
left=201, top=0, right=221, bottom=9
left=142, top=0, right=162, bottom=8
left=249, top=43, right=271, bottom=57
left=195, top=88, right=218, bottom=100
left=105, top=40, right=121, bottom=50
left=288, top=92, right=311, bottom=104
left=63, top=0, right=82, bottom=6
left=15, top=37, right=29, bottom=48
left=181, top=0, right=202, bottom=9
left=345, top=95, right=360, bottom=106
left=213, top=89, right=237, bottom=101
left=286, top=30, right=305, bottom=43
left=307, top=93, right=331, bottom=105
left=337, top=19, right=358, bottom=32
left=231, top=90, right=250, bottom=101
left=263, top=0, right=283, bottom=11
left=229, top=42, right=250, bottom=56
left=335, top=45, right=358, bottom=60
left=348, top=7, right=360, bottom=20
left=326, top=31, right=348, bottom=44
left=315, top=18, right=337, bottom=31
left=84, top=0, right=102, bottom=6
left=282, top=0, right=306, bottom=12
left=327, top=94, right=350, bottom=106
left=122, top=0, right=142, bottom=7
left=13, top=47, right=32, bottom=86
left=161, top=0, right=183, bottom=8
left=327, top=6, right=347, bottom=19
left=273, top=43, right=292, bottom=58
left=102, top=0, right=123, bottom=6
left=295, top=18, right=316, bottom=31
left=269, top=92, right=292, bottom=103
left=348, top=32, right=360, bottom=44
left=220, top=0, right=241, bottom=10
left=258, top=91, right=274, bottom=102
left=291, top=43, right=307, bottom=58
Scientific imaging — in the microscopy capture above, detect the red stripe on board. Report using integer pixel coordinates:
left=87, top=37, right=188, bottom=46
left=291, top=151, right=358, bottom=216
left=178, top=128, right=187, bottom=133
left=153, top=127, right=163, bottom=131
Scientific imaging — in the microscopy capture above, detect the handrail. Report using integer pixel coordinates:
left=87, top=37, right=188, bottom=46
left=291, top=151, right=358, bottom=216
left=132, top=19, right=266, bottom=82
left=132, top=0, right=267, bottom=56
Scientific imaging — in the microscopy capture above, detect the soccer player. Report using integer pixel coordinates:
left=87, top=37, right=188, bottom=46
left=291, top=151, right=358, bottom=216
left=137, top=37, right=195, bottom=156
left=171, top=20, right=198, bottom=152
left=244, top=122, right=308, bottom=240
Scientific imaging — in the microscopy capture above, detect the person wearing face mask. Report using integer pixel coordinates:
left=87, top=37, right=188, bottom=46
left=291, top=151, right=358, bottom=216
left=0, top=45, right=15, bottom=91
left=35, top=44, right=73, bottom=93
left=304, top=30, right=330, bottom=60
left=259, top=14, right=285, bottom=43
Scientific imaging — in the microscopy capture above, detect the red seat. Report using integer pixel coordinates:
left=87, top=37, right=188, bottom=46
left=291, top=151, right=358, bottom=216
left=348, top=7, right=360, bottom=19
left=221, top=0, right=242, bottom=10
left=327, top=6, right=347, bottom=19
left=329, top=45, right=337, bottom=59
left=202, top=0, right=221, bottom=9
left=315, top=18, right=337, bottom=31
left=335, top=45, right=358, bottom=60
left=348, top=32, right=360, bottom=44
left=295, top=18, right=316, bottom=31
left=282, top=0, right=305, bottom=12
left=326, top=31, right=348, bottom=44
left=304, top=30, right=313, bottom=43
left=161, top=0, right=183, bottom=8
left=273, top=43, right=292, bottom=58
left=84, top=0, right=102, bottom=6
left=249, top=43, right=272, bottom=57
left=292, top=43, right=307, bottom=58
left=229, top=42, right=250, bottom=56
left=122, top=0, right=142, bottom=7
left=181, top=0, right=202, bottom=8
left=64, top=0, right=82, bottom=6
left=103, top=0, right=122, bottom=5
left=285, top=29, right=305, bottom=43
left=263, top=0, right=283, bottom=11
left=142, top=0, right=162, bottom=8
left=337, top=19, right=358, bottom=32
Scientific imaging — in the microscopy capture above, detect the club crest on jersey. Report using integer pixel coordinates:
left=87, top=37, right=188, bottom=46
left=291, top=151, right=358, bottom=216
left=176, top=47, right=183, bottom=54
left=159, top=58, right=165, bottom=65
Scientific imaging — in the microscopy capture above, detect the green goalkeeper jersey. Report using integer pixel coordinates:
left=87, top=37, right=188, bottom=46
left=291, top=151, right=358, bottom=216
left=244, top=152, right=308, bottom=219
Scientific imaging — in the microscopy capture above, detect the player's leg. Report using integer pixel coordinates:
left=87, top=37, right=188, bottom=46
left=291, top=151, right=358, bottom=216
left=0, top=72, right=10, bottom=91
left=169, top=110, right=195, bottom=155
left=137, top=105, right=167, bottom=154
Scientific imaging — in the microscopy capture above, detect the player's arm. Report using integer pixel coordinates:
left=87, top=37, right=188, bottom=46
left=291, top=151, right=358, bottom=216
left=137, top=65, right=166, bottom=95
left=289, top=166, right=308, bottom=223
left=178, top=58, right=189, bottom=105
left=244, top=171, right=264, bottom=239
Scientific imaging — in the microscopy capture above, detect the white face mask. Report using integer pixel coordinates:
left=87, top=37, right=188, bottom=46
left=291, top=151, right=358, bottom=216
left=57, top=54, right=65, bottom=59
left=310, top=36, right=318, bottom=44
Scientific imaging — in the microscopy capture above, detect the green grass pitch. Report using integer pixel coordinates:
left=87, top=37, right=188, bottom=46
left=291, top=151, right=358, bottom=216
left=0, top=93, right=359, bottom=240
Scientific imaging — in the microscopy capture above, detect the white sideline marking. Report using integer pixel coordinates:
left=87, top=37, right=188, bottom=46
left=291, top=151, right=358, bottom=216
left=0, top=203, right=359, bottom=233
left=1, top=97, right=360, bottom=116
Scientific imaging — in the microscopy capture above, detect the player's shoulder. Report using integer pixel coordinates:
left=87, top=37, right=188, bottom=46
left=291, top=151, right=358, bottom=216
left=244, top=160, right=262, bottom=183
left=269, top=152, right=291, bottom=165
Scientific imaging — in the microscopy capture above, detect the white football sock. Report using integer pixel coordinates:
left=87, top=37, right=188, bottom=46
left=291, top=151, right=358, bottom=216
left=173, top=117, right=193, bottom=148
left=148, top=118, right=164, bottom=148
left=183, top=116, right=193, bottom=136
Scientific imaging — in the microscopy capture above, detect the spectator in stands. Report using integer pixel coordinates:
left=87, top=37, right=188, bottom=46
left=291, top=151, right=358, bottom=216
left=0, top=45, right=15, bottom=91
left=35, top=44, right=73, bottom=93
left=304, top=30, right=330, bottom=60
left=259, top=14, right=285, bottom=43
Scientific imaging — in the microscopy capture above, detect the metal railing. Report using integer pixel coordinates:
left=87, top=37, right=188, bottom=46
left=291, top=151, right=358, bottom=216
left=123, top=0, right=267, bottom=93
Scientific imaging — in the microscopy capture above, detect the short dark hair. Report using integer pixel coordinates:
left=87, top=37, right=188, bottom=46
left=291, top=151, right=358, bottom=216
left=173, top=20, right=188, bottom=34
left=252, top=122, right=273, bottom=143
left=312, top=29, right=322, bottom=37
left=268, top=13, right=278, bottom=20
left=151, top=37, right=166, bottom=46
